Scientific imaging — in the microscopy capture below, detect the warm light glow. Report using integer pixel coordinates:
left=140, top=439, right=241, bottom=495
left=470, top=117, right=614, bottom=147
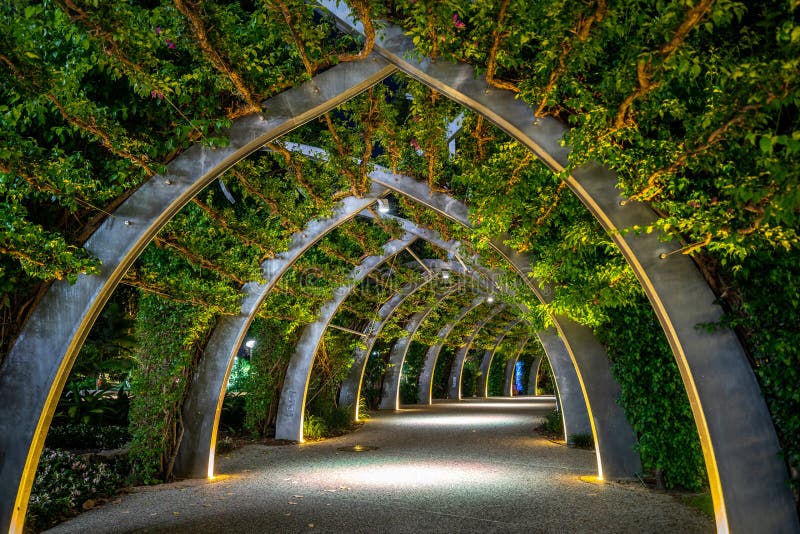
left=207, top=445, right=216, bottom=478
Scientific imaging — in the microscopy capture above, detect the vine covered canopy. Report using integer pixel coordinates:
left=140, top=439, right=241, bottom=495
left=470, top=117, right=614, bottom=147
left=1, top=0, right=799, bottom=509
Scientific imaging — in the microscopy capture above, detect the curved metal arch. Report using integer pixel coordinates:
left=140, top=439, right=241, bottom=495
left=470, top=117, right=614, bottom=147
left=527, top=353, right=544, bottom=396
left=447, top=306, right=506, bottom=400
left=322, top=5, right=797, bottom=528
left=417, top=296, right=485, bottom=405
left=285, top=142, right=639, bottom=479
left=0, top=57, right=396, bottom=532
left=3, top=7, right=791, bottom=528
left=503, top=335, right=531, bottom=397
left=177, top=204, right=412, bottom=476
left=354, top=218, right=585, bottom=435
left=273, top=235, right=418, bottom=442
left=477, top=319, right=524, bottom=398
left=339, top=260, right=471, bottom=421
left=379, top=289, right=458, bottom=411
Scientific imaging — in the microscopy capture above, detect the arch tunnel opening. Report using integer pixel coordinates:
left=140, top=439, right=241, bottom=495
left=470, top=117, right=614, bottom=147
left=1, top=1, right=798, bottom=532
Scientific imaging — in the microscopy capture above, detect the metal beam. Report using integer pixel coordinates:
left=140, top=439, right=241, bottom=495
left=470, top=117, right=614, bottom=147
left=417, top=296, right=484, bottom=405
left=321, top=5, right=797, bottom=528
left=379, top=290, right=456, bottom=411
left=0, top=56, right=397, bottom=532
left=477, top=319, right=523, bottom=398
left=327, top=323, right=369, bottom=337
left=274, top=235, right=417, bottom=442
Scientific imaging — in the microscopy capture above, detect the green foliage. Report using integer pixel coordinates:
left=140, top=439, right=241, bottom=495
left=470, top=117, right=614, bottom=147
left=226, top=356, right=250, bottom=393
left=487, top=346, right=508, bottom=397
left=536, top=353, right=555, bottom=396
left=127, top=293, right=216, bottom=483
left=244, top=318, right=299, bottom=437
left=219, top=393, right=247, bottom=435
left=597, top=298, right=706, bottom=490
left=725, top=251, right=800, bottom=492
left=569, top=433, right=594, bottom=450
left=541, top=410, right=564, bottom=436
left=70, top=288, right=138, bottom=383
left=400, top=340, right=428, bottom=404
left=361, top=343, right=389, bottom=409
left=45, top=424, right=130, bottom=451
left=302, top=414, right=328, bottom=441
left=53, top=384, right=130, bottom=427
left=27, top=448, right=128, bottom=532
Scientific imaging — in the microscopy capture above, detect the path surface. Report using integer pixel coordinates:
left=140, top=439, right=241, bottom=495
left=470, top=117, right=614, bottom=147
left=47, top=397, right=713, bottom=533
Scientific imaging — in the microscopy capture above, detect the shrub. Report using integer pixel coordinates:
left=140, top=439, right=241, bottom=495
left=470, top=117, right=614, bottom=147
left=45, top=424, right=130, bottom=451
left=303, top=414, right=328, bottom=440
left=322, top=404, right=356, bottom=436
left=27, top=448, right=128, bottom=532
left=219, top=393, right=247, bottom=434
left=53, top=384, right=130, bottom=427
left=541, top=410, right=563, bottom=436
left=569, top=433, right=594, bottom=449
left=357, top=396, right=370, bottom=421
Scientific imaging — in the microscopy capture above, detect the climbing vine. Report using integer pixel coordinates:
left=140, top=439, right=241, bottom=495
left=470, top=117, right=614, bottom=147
left=128, top=293, right=216, bottom=483
left=1, top=0, right=798, bottom=508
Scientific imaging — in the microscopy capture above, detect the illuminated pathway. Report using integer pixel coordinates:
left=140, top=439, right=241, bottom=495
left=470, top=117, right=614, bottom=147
left=47, top=398, right=712, bottom=533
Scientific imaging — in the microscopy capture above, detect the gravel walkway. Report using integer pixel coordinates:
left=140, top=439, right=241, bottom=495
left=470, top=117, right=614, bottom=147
left=47, top=397, right=713, bottom=533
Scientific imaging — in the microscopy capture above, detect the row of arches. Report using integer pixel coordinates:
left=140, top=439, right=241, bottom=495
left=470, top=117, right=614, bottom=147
left=0, top=8, right=796, bottom=533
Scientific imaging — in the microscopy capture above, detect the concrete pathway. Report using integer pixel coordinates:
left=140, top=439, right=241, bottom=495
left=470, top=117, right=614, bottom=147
left=47, top=397, right=713, bottom=533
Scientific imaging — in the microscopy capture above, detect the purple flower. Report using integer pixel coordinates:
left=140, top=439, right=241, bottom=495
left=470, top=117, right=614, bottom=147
left=165, top=38, right=176, bottom=49
left=410, top=139, right=420, bottom=151
left=155, top=26, right=161, bottom=35
left=453, top=13, right=465, bottom=29
left=150, top=89, right=164, bottom=100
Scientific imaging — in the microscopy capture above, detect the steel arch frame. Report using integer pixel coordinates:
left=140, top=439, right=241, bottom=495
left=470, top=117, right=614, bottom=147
left=0, top=56, right=397, bottom=532
left=321, top=4, right=797, bottom=528
left=379, top=290, right=459, bottom=411
left=2, top=4, right=789, bottom=527
left=272, top=234, right=418, bottom=442
left=477, top=319, right=524, bottom=398
left=503, top=335, right=531, bottom=397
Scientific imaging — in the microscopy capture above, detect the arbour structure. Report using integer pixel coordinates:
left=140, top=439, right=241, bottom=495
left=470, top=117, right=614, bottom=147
left=0, top=2, right=798, bottom=533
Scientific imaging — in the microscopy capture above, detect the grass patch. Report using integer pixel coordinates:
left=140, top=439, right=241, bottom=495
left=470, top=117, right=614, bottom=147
left=675, top=492, right=714, bottom=518
left=537, top=409, right=564, bottom=439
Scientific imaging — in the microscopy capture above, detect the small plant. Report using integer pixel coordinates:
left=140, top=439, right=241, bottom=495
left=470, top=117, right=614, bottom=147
left=220, top=392, right=247, bottom=434
left=357, top=396, right=370, bottom=421
left=303, top=414, right=328, bottom=440
left=216, top=435, right=235, bottom=454
left=540, top=409, right=564, bottom=436
left=569, top=433, right=594, bottom=449
left=27, top=448, right=128, bottom=532
left=53, top=383, right=129, bottom=427
left=322, top=404, right=357, bottom=436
